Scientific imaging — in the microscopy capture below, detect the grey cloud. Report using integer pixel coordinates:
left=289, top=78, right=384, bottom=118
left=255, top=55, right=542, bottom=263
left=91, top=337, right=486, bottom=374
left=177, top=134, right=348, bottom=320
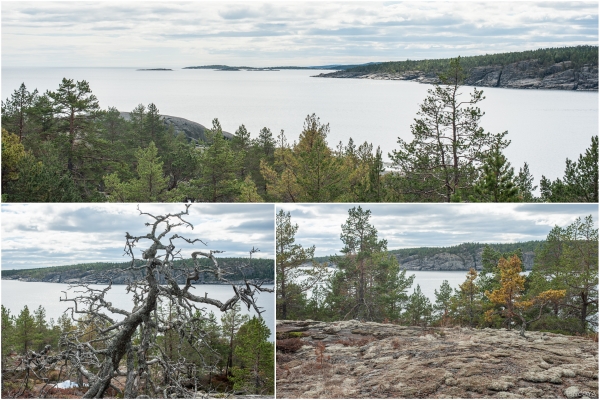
left=233, top=219, right=274, bottom=235
left=91, top=26, right=131, bottom=31
left=219, top=7, right=261, bottom=20
left=513, top=204, right=598, bottom=215
left=306, top=27, right=380, bottom=37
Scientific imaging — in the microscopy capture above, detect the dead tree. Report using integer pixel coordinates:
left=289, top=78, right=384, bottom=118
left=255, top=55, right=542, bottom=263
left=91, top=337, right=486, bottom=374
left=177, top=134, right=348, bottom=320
left=53, top=205, right=272, bottom=398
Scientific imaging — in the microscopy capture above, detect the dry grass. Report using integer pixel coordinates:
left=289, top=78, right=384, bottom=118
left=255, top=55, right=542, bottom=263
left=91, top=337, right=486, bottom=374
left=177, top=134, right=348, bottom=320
left=276, top=338, right=304, bottom=353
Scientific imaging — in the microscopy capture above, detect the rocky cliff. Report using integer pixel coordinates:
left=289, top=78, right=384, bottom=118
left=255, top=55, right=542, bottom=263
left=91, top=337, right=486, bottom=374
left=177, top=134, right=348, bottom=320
left=1, top=268, right=273, bottom=286
left=395, top=250, right=535, bottom=271
left=119, top=112, right=233, bottom=142
left=276, top=320, right=598, bottom=399
left=314, top=60, right=598, bottom=91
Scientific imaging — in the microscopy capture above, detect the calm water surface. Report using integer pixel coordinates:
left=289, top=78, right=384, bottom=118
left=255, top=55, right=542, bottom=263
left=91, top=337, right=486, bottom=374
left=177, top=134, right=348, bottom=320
left=1, top=280, right=275, bottom=340
left=2, top=67, right=597, bottom=183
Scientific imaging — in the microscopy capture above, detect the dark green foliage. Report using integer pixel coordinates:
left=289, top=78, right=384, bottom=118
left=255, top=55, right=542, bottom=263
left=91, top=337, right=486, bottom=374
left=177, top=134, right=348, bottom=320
left=2, top=74, right=596, bottom=204
left=433, top=280, right=453, bottom=323
left=388, top=241, right=542, bottom=260
left=390, top=58, right=508, bottom=202
left=231, top=317, right=274, bottom=395
left=540, top=136, right=598, bottom=202
left=403, top=285, right=433, bottom=327
left=326, top=206, right=414, bottom=322
left=189, top=119, right=242, bottom=202
left=3, top=153, right=82, bottom=202
left=515, top=162, right=538, bottom=202
left=1, top=83, right=39, bottom=141
left=472, top=136, right=519, bottom=202
left=530, top=216, right=598, bottom=333
left=343, top=46, right=598, bottom=75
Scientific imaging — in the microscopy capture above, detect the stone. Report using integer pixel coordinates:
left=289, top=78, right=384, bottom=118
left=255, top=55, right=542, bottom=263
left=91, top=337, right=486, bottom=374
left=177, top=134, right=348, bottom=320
left=494, top=392, right=522, bottom=399
left=565, top=386, right=581, bottom=399
left=487, top=380, right=514, bottom=391
left=276, top=320, right=598, bottom=399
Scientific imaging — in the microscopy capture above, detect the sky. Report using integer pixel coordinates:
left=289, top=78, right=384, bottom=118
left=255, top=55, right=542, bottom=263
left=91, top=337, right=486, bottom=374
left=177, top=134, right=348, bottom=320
left=1, top=1, right=597, bottom=68
left=1, top=203, right=275, bottom=270
left=277, top=203, right=599, bottom=257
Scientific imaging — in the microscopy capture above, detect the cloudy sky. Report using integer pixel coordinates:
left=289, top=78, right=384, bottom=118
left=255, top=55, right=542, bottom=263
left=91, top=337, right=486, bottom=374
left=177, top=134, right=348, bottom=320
left=2, top=1, right=597, bottom=68
left=1, top=204, right=274, bottom=270
left=277, top=204, right=599, bottom=257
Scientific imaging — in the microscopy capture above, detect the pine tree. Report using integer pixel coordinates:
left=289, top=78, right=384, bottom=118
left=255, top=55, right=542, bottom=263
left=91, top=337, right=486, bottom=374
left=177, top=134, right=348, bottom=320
left=486, top=255, right=566, bottom=336
left=231, top=317, right=274, bottom=395
left=455, top=268, right=481, bottom=327
left=472, top=136, right=519, bottom=202
left=530, top=215, right=598, bottom=333
left=14, top=306, right=35, bottom=354
left=327, top=206, right=413, bottom=321
left=1, top=306, right=14, bottom=369
left=540, top=136, right=598, bottom=202
left=190, top=119, right=241, bottom=202
left=404, top=285, right=433, bottom=327
left=104, top=142, right=177, bottom=202
left=261, top=114, right=344, bottom=202
left=1, top=83, right=39, bottom=141
left=47, top=78, right=100, bottom=172
left=433, top=280, right=453, bottom=325
left=221, top=303, right=249, bottom=377
left=390, top=57, right=508, bottom=202
left=276, top=209, right=327, bottom=319
left=515, top=162, right=537, bottom=202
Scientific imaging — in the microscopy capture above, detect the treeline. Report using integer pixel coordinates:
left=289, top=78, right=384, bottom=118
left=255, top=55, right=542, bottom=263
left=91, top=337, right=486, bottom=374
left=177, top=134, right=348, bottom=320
left=2, top=257, right=274, bottom=282
left=1, top=303, right=274, bottom=396
left=389, top=241, right=543, bottom=259
left=278, top=208, right=598, bottom=336
left=343, top=45, right=599, bottom=75
left=312, top=240, right=544, bottom=264
left=2, top=59, right=598, bottom=203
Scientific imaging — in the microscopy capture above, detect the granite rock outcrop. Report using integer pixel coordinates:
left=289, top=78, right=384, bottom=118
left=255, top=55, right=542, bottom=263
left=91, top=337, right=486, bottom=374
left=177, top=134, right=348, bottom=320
left=314, top=61, right=598, bottom=91
left=276, top=320, right=598, bottom=399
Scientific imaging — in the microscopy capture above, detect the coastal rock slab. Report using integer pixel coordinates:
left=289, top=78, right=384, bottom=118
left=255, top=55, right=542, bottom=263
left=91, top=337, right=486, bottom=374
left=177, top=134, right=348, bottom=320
left=276, top=320, right=598, bottom=399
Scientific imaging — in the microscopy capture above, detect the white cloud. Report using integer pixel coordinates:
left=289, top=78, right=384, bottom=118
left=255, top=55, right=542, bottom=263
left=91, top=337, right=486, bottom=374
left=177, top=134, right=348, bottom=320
left=277, top=203, right=598, bottom=257
left=2, top=1, right=597, bottom=67
left=1, top=203, right=274, bottom=270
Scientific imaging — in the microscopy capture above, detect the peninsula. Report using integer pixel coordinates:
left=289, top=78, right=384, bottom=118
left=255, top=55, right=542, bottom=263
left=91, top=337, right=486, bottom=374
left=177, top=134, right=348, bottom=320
left=313, top=46, right=598, bottom=91
left=1, top=257, right=274, bottom=285
left=313, top=241, right=542, bottom=271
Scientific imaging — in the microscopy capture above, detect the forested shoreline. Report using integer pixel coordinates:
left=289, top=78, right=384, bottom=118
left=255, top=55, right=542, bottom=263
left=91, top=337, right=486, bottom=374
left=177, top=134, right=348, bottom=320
left=2, top=257, right=274, bottom=285
left=315, top=45, right=599, bottom=91
left=277, top=207, right=598, bottom=337
left=313, top=240, right=542, bottom=270
left=2, top=58, right=597, bottom=203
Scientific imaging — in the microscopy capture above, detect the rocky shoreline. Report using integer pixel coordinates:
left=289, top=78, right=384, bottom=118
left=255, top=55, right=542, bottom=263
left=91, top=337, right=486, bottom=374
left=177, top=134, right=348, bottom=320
left=395, top=250, right=535, bottom=272
left=314, top=60, right=598, bottom=91
left=1, top=275, right=274, bottom=286
left=276, top=320, right=598, bottom=399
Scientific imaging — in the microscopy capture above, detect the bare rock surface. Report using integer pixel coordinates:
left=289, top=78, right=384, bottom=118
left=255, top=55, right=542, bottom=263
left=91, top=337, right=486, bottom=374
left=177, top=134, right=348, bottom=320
left=314, top=61, right=598, bottom=91
left=276, top=320, right=598, bottom=399
left=119, top=112, right=233, bottom=142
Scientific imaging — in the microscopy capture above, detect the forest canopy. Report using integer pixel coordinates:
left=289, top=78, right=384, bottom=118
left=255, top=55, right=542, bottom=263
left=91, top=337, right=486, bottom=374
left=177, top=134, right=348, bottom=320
left=2, top=56, right=597, bottom=203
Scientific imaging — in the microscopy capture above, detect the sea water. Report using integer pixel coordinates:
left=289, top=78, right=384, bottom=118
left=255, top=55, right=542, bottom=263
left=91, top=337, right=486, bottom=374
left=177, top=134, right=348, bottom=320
left=2, top=67, right=597, bottom=184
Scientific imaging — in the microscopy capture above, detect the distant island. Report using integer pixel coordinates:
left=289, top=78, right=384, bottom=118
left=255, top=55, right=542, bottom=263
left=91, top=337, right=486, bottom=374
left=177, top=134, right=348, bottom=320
left=183, top=63, right=379, bottom=71
left=2, top=257, right=274, bottom=285
left=313, top=45, right=598, bottom=91
left=137, top=68, right=173, bottom=71
left=313, top=240, right=543, bottom=271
